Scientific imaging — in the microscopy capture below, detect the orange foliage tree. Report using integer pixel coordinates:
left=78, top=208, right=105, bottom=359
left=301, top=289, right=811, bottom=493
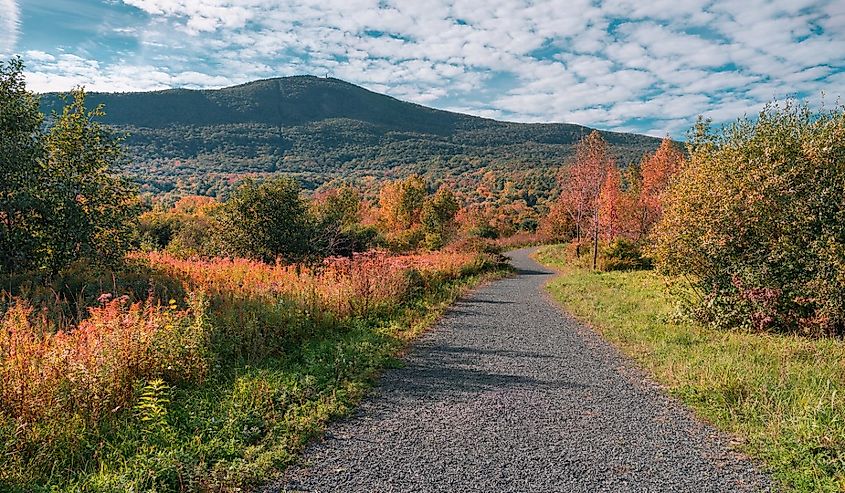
left=558, top=131, right=613, bottom=268
left=378, top=174, right=427, bottom=232
left=639, top=137, right=684, bottom=235
left=172, top=195, right=218, bottom=215
left=598, top=167, right=622, bottom=241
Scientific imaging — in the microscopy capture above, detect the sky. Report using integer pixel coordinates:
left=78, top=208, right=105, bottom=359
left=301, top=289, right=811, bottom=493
left=2, top=0, right=844, bottom=136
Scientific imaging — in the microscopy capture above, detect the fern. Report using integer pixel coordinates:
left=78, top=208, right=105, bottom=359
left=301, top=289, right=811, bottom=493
left=135, top=379, right=170, bottom=435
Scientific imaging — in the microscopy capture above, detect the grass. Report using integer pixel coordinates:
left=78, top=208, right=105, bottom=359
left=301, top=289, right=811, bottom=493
left=1, top=252, right=509, bottom=492
left=535, top=244, right=845, bottom=492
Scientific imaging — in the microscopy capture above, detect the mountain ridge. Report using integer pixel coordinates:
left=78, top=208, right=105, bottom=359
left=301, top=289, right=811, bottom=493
left=38, top=76, right=662, bottom=201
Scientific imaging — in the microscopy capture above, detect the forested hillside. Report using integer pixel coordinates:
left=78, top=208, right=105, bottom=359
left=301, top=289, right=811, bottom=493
left=39, top=76, right=661, bottom=201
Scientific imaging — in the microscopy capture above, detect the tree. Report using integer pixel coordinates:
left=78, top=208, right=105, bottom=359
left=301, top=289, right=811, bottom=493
left=310, top=185, right=374, bottom=256
left=378, top=174, right=427, bottom=230
left=172, top=195, right=218, bottom=215
left=558, top=131, right=613, bottom=268
left=617, top=161, right=646, bottom=241
left=639, top=137, right=684, bottom=235
left=598, top=167, right=622, bottom=242
left=41, top=89, right=139, bottom=274
left=378, top=175, right=428, bottom=250
left=0, top=57, right=43, bottom=275
left=537, top=200, right=574, bottom=241
left=1, top=58, right=137, bottom=276
left=138, top=195, right=221, bottom=256
left=421, top=186, right=459, bottom=249
left=215, top=177, right=310, bottom=263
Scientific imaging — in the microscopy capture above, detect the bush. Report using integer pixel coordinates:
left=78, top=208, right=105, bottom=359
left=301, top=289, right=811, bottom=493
left=491, top=231, right=548, bottom=251
left=215, top=177, right=310, bottom=263
left=519, top=218, right=539, bottom=232
left=651, top=102, right=845, bottom=335
left=138, top=198, right=220, bottom=258
left=5, top=258, right=187, bottom=326
left=384, top=226, right=426, bottom=253
left=600, top=239, right=652, bottom=271
left=446, top=236, right=498, bottom=255
left=0, top=295, right=208, bottom=427
left=471, top=225, right=499, bottom=239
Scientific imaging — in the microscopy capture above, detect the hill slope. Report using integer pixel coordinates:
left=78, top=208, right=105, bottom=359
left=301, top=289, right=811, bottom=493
left=40, top=76, right=661, bottom=201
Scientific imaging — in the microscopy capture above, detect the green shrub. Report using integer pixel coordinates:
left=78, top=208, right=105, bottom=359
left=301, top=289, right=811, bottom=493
left=651, top=102, right=845, bottom=336
left=472, top=225, right=499, bottom=239
left=0, top=60, right=137, bottom=277
left=600, top=239, right=652, bottom=271
left=215, top=177, right=311, bottom=263
left=385, top=226, right=426, bottom=253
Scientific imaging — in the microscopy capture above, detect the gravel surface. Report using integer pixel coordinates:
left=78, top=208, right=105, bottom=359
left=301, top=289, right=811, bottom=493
left=264, top=247, right=771, bottom=492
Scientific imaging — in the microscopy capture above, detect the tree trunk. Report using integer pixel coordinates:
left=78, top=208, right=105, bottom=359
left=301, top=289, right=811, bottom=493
left=592, top=208, right=599, bottom=270
left=575, top=225, right=581, bottom=257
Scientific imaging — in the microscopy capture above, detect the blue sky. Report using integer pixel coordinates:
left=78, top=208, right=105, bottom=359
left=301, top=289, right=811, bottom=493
left=2, top=0, right=844, bottom=136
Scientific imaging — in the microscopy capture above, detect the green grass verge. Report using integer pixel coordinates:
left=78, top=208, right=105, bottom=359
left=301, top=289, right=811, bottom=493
left=5, top=266, right=509, bottom=493
left=535, top=244, right=845, bottom=492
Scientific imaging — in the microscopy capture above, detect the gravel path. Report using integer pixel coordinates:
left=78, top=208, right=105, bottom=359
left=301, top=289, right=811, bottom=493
left=265, top=247, right=771, bottom=492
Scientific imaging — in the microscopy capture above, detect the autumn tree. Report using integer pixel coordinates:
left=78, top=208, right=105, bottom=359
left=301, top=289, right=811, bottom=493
left=172, top=195, right=218, bottom=215
left=558, top=131, right=613, bottom=268
left=378, top=175, right=429, bottom=250
left=639, top=136, right=684, bottom=235
left=614, top=162, right=645, bottom=241
left=378, top=174, right=427, bottom=231
left=139, top=195, right=221, bottom=256
left=537, top=200, right=574, bottom=241
left=167, top=195, right=220, bottom=256
left=455, top=202, right=499, bottom=239
left=598, top=166, right=622, bottom=241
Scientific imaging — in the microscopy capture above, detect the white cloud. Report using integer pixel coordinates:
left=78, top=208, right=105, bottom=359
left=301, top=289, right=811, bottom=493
left=24, top=50, right=55, bottom=62
left=120, top=0, right=254, bottom=33
left=0, top=0, right=19, bottom=56
left=16, top=0, right=845, bottom=136
left=25, top=54, right=241, bottom=92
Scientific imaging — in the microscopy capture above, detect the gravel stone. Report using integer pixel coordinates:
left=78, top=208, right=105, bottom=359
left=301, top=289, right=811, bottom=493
left=263, top=247, right=772, bottom=492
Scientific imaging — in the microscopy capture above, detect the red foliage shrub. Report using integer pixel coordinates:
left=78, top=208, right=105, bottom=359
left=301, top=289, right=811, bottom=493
left=0, top=249, right=491, bottom=429
left=0, top=296, right=206, bottom=425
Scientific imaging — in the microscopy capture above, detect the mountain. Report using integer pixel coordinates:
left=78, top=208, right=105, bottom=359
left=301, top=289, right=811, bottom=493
left=39, top=76, right=662, bottom=202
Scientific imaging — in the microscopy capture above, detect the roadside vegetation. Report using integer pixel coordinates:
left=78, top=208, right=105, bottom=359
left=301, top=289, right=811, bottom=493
left=536, top=100, right=845, bottom=491
left=2, top=249, right=502, bottom=491
left=536, top=245, right=845, bottom=491
left=540, top=99, right=844, bottom=337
